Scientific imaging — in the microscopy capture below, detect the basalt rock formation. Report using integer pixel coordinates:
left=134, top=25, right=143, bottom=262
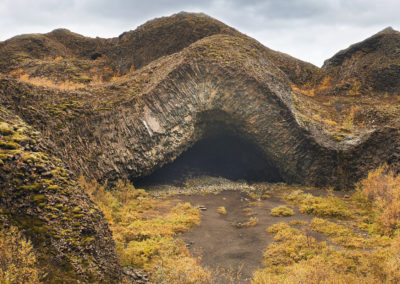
left=0, top=11, right=399, bottom=281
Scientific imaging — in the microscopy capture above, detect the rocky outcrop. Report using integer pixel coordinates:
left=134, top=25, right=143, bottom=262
left=1, top=28, right=399, bottom=188
left=0, top=107, right=121, bottom=282
left=322, top=27, right=400, bottom=93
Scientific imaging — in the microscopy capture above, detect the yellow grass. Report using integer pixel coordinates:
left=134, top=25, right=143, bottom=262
left=79, top=177, right=210, bottom=283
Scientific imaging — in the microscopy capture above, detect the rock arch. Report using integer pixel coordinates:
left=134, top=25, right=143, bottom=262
left=91, top=61, right=339, bottom=187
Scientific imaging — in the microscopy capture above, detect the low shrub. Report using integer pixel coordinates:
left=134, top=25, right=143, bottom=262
left=217, top=206, right=227, bottom=215
left=270, top=206, right=294, bottom=217
left=242, top=217, right=259, bottom=227
left=285, top=190, right=352, bottom=219
left=354, top=164, right=400, bottom=235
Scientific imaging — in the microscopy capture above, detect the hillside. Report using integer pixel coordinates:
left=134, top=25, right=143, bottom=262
left=0, top=12, right=399, bottom=283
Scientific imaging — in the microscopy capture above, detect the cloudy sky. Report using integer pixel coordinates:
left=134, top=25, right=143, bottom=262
left=1, top=0, right=399, bottom=66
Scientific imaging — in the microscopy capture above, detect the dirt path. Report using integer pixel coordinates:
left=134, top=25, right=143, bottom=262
left=176, top=190, right=317, bottom=283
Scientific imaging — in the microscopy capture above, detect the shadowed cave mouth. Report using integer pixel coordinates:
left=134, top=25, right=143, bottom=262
left=133, top=130, right=283, bottom=187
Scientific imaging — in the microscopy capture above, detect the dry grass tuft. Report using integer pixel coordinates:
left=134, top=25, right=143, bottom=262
left=217, top=206, right=227, bottom=215
left=242, top=217, right=259, bottom=227
left=79, top=177, right=210, bottom=283
left=270, top=206, right=294, bottom=217
left=285, top=190, right=352, bottom=219
left=354, top=164, right=400, bottom=235
left=0, top=225, right=40, bottom=283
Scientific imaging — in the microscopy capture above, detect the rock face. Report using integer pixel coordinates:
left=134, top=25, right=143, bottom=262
left=0, top=11, right=399, bottom=280
left=322, top=27, right=400, bottom=93
left=0, top=107, right=121, bottom=282
left=0, top=13, right=399, bottom=189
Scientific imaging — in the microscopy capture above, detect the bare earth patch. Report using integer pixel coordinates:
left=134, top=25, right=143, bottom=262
left=174, top=189, right=317, bottom=283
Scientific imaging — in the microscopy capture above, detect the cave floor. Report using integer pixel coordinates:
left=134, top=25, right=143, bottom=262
left=144, top=177, right=354, bottom=283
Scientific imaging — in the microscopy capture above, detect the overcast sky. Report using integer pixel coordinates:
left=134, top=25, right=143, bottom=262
left=1, top=0, right=399, bottom=66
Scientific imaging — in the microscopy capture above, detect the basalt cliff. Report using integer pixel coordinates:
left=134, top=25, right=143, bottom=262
left=0, top=12, right=399, bottom=282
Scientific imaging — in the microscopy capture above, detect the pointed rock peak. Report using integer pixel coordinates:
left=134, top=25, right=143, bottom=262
left=323, top=26, right=400, bottom=68
left=378, top=26, right=395, bottom=33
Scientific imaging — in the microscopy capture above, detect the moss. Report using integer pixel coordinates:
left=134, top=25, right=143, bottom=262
left=19, top=183, right=42, bottom=192
left=72, top=206, right=82, bottom=214
left=82, top=237, right=95, bottom=244
left=241, top=217, right=259, bottom=227
left=0, top=122, right=13, bottom=135
left=31, top=194, right=46, bottom=204
left=41, top=179, right=54, bottom=185
left=0, top=153, right=12, bottom=161
left=73, top=214, right=84, bottom=219
left=33, top=224, right=51, bottom=235
left=51, top=167, right=68, bottom=177
left=55, top=204, right=64, bottom=209
left=23, top=152, right=46, bottom=163
left=0, top=140, right=20, bottom=150
left=11, top=178, right=21, bottom=184
left=11, top=133, right=31, bottom=144
left=49, top=214, right=59, bottom=219
left=0, top=208, right=10, bottom=214
left=261, top=194, right=271, bottom=200
left=47, top=184, right=61, bottom=191
left=34, top=163, right=46, bottom=170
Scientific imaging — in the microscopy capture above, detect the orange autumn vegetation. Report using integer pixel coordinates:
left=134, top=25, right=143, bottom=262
left=0, top=226, right=40, bottom=283
left=253, top=165, right=400, bottom=283
left=291, top=77, right=332, bottom=97
left=355, top=164, right=400, bottom=235
left=9, top=68, right=85, bottom=90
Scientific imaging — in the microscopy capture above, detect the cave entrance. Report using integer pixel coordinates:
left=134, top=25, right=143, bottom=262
left=133, top=129, right=283, bottom=187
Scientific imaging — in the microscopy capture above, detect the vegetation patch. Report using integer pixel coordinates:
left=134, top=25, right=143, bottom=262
left=254, top=221, right=400, bottom=283
left=270, top=205, right=294, bottom=217
left=285, top=190, right=352, bottom=219
left=80, top=177, right=210, bottom=283
left=310, top=218, right=390, bottom=249
left=217, top=206, right=227, bottom=215
left=352, top=164, right=400, bottom=235
left=241, top=217, right=259, bottom=227
left=0, top=225, right=40, bottom=283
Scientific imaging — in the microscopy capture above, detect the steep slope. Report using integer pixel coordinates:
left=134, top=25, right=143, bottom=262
left=0, top=107, right=121, bottom=282
left=323, top=27, right=400, bottom=93
left=105, top=11, right=240, bottom=72
left=290, top=27, right=400, bottom=145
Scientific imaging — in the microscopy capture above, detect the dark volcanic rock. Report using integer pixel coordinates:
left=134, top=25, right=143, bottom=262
left=323, top=27, right=400, bottom=93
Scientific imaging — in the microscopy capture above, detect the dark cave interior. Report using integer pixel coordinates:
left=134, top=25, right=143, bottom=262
left=133, top=130, right=283, bottom=186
